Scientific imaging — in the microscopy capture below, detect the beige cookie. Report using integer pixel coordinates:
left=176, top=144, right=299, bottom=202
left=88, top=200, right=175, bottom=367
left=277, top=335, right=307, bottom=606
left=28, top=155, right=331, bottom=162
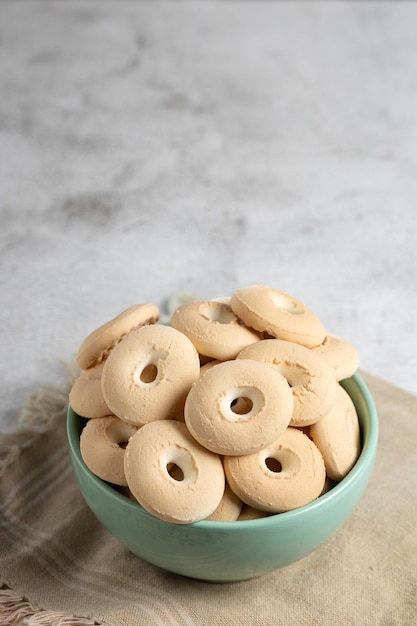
left=205, top=484, right=243, bottom=522
left=69, top=363, right=112, bottom=418
left=230, top=285, right=326, bottom=348
left=310, top=383, right=361, bottom=481
left=238, top=339, right=337, bottom=427
left=311, top=333, right=359, bottom=381
left=170, top=299, right=261, bottom=360
left=224, top=427, right=326, bottom=513
left=237, top=505, right=272, bottom=521
left=77, top=303, right=160, bottom=369
left=184, top=358, right=294, bottom=456
left=80, top=416, right=138, bottom=486
left=101, top=324, right=200, bottom=425
left=124, top=420, right=225, bottom=524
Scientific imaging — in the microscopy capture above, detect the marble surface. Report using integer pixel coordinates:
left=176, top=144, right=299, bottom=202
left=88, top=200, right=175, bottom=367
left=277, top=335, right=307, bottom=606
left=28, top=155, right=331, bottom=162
left=1, top=1, right=417, bottom=433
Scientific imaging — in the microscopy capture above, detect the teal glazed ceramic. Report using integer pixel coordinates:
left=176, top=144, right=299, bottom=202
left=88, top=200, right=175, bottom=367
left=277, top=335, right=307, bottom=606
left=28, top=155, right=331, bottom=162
left=67, top=373, right=378, bottom=582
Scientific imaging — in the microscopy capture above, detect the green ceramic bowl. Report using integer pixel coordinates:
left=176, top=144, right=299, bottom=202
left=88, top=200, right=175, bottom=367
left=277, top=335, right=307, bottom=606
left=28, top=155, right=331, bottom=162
left=67, top=372, right=378, bottom=582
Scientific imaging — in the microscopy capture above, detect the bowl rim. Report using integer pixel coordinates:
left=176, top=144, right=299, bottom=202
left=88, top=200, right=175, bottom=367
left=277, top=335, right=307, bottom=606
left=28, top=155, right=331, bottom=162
left=67, top=371, right=378, bottom=531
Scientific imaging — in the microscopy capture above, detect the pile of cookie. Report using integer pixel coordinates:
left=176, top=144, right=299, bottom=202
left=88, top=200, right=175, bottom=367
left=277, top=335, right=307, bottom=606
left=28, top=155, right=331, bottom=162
left=70, top=285, right=361, bottom=524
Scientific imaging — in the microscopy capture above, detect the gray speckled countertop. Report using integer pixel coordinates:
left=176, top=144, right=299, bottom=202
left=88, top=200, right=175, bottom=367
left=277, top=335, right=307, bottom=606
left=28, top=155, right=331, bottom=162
left=1, top=1, right=417, bottom=432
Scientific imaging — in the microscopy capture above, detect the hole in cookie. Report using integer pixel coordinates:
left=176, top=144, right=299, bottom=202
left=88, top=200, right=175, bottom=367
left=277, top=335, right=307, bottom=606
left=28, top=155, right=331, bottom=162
left=275, top=362, right=307, bottom=389
left=166, top=462, right=185, bottom=481
left=140, top=363, right=158, bottom=383
left=230, top=396, right=253, bottom=415
left=198, top=301, right=236, bottom=324
left=134, top=351, right=167, bottom=388
left=265, top=457, right=282, bottom=473
left=270, top=293, right=303, bottom=315
left=163, top=447, right=197, bottom=484
left=107, top=420, right=137, bottom=447
left=222, top=386, right=264, bottom=421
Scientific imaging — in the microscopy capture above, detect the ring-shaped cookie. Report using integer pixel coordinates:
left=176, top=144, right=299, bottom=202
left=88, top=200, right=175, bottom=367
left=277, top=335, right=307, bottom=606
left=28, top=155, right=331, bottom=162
left=69, top=363, right=112, bottom=418
left=310, top=383, right=361, bottom=481
left=77, top=303, right=160, bottom=369
left=184, top=359, right=294, bottom=456
left=199, top=359, right=222, bottom=377
left=205, top=484, right=243, bottom=522
left=311, top=333, right=359, bottom=381
left=224, top=427, right=326, bottom=513
left=238, top=339, right=337, bottom=427
left=124, top=420, right=225, bottom=524
left=230, top=285, right=326, bottom=348
left=170, top=299, right=261, bottom=360
left=101, top=324, right=200, bottom=425
left=237, top=505, right=271, bottom=521
left=80, top=416, right=138, bottom=486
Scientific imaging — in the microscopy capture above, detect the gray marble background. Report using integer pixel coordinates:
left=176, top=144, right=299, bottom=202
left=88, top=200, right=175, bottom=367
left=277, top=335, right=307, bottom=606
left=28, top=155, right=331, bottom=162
left=1, top=1, right=416, bottom=432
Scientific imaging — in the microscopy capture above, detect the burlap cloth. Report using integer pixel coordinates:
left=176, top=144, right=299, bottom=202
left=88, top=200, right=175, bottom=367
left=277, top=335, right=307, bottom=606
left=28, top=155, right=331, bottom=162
left=1, top=368, right=416, bottom=626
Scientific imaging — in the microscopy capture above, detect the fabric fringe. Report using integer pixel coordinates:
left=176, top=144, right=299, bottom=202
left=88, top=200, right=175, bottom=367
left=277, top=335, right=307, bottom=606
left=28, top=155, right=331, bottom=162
left=0, top=361, right=79, bottom=479
left=0, top=584, right=100, bottom=626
